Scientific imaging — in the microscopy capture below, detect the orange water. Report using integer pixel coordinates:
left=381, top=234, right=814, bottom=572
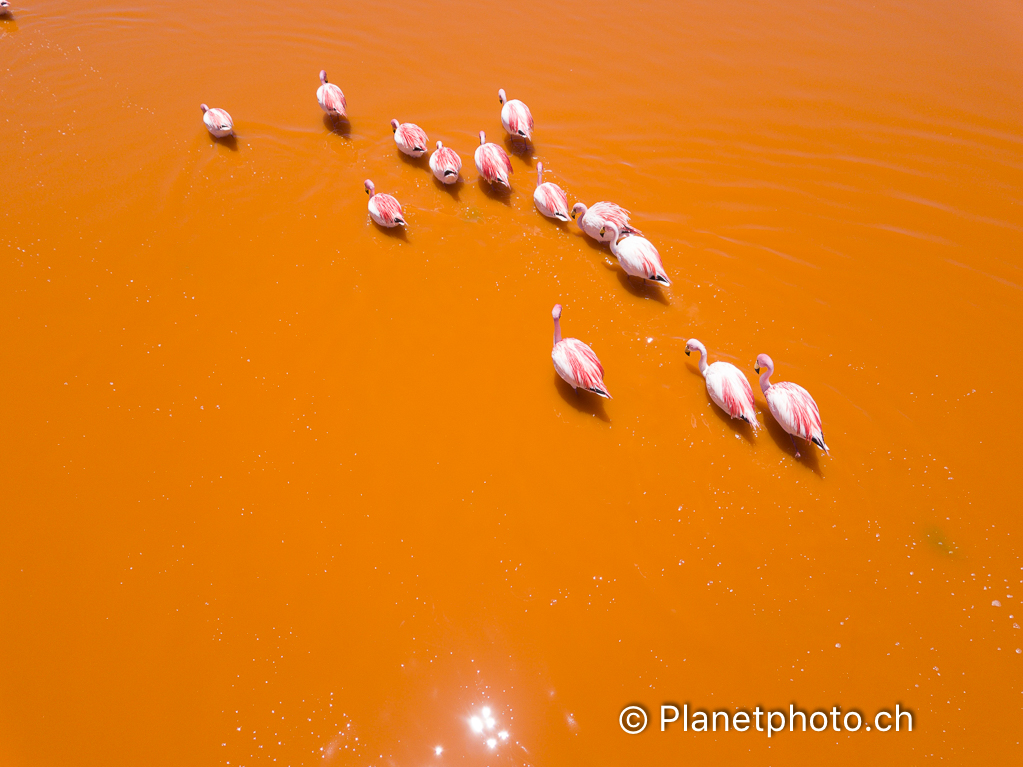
left=2, top=0, right=1022, bottom=764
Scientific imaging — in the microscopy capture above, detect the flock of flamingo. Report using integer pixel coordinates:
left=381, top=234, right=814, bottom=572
left=201, top=69, right=828, bottom=459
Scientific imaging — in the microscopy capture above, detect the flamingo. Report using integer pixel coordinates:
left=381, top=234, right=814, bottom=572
left=599, top=222, right=671, bottom=285
left=685, top=339, right=758, bottom=430
left=316, top=70, right=347, bottom=118
left=364, top=179, right=406, bottom=228
left=533, top=162, right=569, bottom=221
left=551, top=304, right=611, bottom=399
left=754, top=354, right=829, bottom=457
left=200, top=104, right=233, bottom=138
left=571, top=201, right=641, bottom=243
left=498, top=88, right=534, bottom=142
left=474, top=131, right=512, bottom=189
left=429, top=141, right=462, bottom=184
left=391, top=119, right=428, bottom=158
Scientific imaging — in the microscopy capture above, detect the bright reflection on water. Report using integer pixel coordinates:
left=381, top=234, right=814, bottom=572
left=467, top=705, right=510, bottom=750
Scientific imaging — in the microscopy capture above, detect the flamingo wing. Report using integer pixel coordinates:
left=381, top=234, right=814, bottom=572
left=204, top=108, right=233, bottom=132
left=538, top=183, right=569, bottom=219
left=592, top=201, right=641, bottom=236
left=477, top=144, right=512, bottom=185
left=398, top=123, right=428, bottom=152
left=506, top=100, right=534, bottom=137
left=552, top=338, right=610, bottom=398
left=707, top=363, right=758, bottom=428
left=618, top=236, right=670, bottom=284
left=432, top=146, right=461, bottom=176
left=493, top=144, right=512, bottom=175
left=767, top=381, right=825, bottom=446
left=373, top=193, right=404, bottom=224
left=318, top=83, right=347, bottom=115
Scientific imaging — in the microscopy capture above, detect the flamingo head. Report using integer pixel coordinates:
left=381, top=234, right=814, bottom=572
left=390, top=119, right=400, bottom=133
left=478, top=130, right=486, bottom=145
left=364, top=179, right=375, bottom=196
left=0, top=1, right=10, bottom=9
left=599, top=222, right=621, bottom=241
left=684, top=339, right=705, bottom=358
left=200, top=103, right=209, bottom=113
left=552, top=304, right=562, bottom=320
left=320, top=70, right=328, bottom=84
left=498, top=88, right=507, bottom=105
left=436, top=140, right=443, bottom=150
left=570, top=202, right=586, bottom=220
left=754, top=353, right=774, bottom=374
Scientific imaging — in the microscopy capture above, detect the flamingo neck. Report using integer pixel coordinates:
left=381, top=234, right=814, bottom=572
left=694, top=342, right=709, bottom=376
left=536, top=165, right=543, bottom=186
left=553, top=316, right=562, bottom=346
left=758, top=365, right=773, bottom=395
left=606, top=225, right=621, bottom=256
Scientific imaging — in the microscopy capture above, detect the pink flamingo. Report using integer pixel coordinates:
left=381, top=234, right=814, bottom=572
left=685, top=339, right=758, bottom=430
left=551, top=304, right=611, bottom=399
left=599, top=222, right=670, bottom=285
left=391, top=119, right=428, bottom=158
left=364, top=179, right=406, bottom=228
left=429, top=141, right=462, bottom=184
left=200, top=104, right=233, bottom=138
left=317, top=70, right=347, bottom=118
left=755, top=354, right=829, bottom=457
left=498, top=88, right=534, bottom=142
left=533, top=162, right=569, bottom=221
left=474, top=131, right=512, bottom=189
left=571, top=201, right=641, bottom=243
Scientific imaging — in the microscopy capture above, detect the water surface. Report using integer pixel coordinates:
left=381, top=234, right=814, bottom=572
left=1, top=0, right=1021, bottom=764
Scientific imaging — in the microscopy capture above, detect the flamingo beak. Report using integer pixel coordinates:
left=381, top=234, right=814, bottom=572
left=685, top=349, right=690, bottom=356
left=599, top=226, right=605, bottom=237
left=754, top=363, right=760, bottom=373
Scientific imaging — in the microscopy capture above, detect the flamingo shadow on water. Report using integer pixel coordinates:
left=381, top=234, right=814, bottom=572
left=554, top=374, right=611, bottom=422
left=322, top=114, right=351, bottom=139
left=757, top=402, right=823, bottom=474
left=575, top=230, right=612, bottom=255
left=397, top=151, right=429, bottom=170
left=372, top=220, right=409, bottom=241
left=207, top=133, right=238, bottom=152
left=615, top=269, right=671, bottom=305
left=432, top=176, right=462, bottom=201
left=478, top=179, right=513, bottom=206
left=502, top=133, right=532, bottom=160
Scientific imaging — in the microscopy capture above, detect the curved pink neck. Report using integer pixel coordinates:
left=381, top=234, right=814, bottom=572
left=694, top=342, right=709, bottom=376
left=553, top=316, right=562, bottom=346
left=758, top=365, right=773, bottom=395
left=606, top=224, right=621, bottom=256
